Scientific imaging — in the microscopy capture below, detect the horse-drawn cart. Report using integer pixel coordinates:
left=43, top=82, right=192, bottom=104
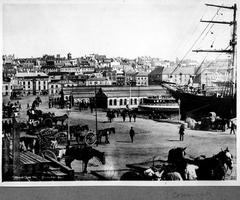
left=70, top=125, right=97, bottom=146
left=37, top=128, right=68, bottom=160
left=120, top=147, right=234, bottom=181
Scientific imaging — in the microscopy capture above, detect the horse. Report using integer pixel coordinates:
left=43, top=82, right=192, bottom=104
left=70, top=125, right=89, bottom=143
left=64, top=146, right=105, bottom=173
left=96, top=127, right=115, bottom=145
left=193, top=147, right=233, bottom=180
left=52, top=114, right=68, bottom=125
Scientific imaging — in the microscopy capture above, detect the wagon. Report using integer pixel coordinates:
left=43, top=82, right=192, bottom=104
left=38, top=126, right=97, bottom=160
left=70, top=125, right=97, bottom=146
left=37, top=128, right=68, bottom=160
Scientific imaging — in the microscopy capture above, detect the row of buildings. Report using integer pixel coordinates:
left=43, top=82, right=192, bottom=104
left=2, top=53, right=230, bottom=97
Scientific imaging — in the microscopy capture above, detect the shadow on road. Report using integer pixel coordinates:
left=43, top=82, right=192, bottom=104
left=167, top=139, right=180, bottom=142
left=116, top=141, right=132, bottom=143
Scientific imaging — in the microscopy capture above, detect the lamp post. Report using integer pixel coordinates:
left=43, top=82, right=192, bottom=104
left=94, top=83, right=98, bottom=137
left=129, top=79, right=132, bottom=108
left=67, top=107, right=71, bottom=141
left=178, top=99, right=181, bottom=122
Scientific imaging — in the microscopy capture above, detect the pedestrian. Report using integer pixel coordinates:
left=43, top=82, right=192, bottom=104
left=27, top=103, right=29, bottom=109
left=122, top=112, right=126, bottom=122
left=179, top=123, right=185, bottom=141
left=129, top=127, right=135, bottom=143
left=129, top=113, right=132, bottom=122
left=230, top=121, right=236, bottom=134
left=133, top=113, right=137, bottom=122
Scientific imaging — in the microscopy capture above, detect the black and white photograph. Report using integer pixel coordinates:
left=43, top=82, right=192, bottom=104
left=1, top=0, right=238, bottom=184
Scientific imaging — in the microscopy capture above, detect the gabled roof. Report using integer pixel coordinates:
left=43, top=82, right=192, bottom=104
left=149, top=66, right=164, bottom=75
left=15, top=72, right=48, bottom=78
left=136, top=72, right=149, bottom=77
left=162, top=66, right=195, bottom=75
left=87, top=77, right=109, bottom=81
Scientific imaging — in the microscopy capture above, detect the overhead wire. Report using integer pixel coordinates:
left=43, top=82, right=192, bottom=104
left=171, top=7, right=222, bottom=75
left=171, top=5, right=207, bottom=58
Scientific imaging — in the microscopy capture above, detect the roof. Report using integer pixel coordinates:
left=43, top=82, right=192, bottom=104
left=41, top=65, right=57, bottom=69
left=87, top=77, right=108, bottom=81
left=162, top=66, right=195, bottom=75
left=101, top=86, right=166, bottom=98
left=48, top=71, right=68, bottom=76
left=136, top=72, right=149, bottom=77
left=149, top=66, right=164, bottom=75
left=15, top=72, right=48, bottom=78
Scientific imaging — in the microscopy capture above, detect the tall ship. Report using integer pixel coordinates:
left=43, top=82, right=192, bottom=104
left=162, top=3, right=237, bottom=120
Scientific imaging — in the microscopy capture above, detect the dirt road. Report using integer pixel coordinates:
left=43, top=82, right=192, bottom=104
left=5, top=95, right=236, bottom=180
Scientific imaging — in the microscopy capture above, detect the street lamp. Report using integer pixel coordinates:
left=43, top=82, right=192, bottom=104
left=67, top=106, right=71, bottom=141
left=94, top=83, right=98, bottom=137
left=129, top=79, right=132, bottom=108
left=178, top=99, right=181, bottom=122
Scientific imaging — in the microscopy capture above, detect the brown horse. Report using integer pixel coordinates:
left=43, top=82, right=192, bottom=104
left=52, top=114, right=68, bottom=125
left=64, top=146, right=105, bottom=173
left=193, top=147, right=233, bottom=180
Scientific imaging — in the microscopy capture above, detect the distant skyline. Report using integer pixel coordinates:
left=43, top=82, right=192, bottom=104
left=3, top=0, right=235, bottom=61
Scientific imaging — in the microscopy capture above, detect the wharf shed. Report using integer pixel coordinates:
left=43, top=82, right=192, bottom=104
left=63, top=86, right=171, bottom=109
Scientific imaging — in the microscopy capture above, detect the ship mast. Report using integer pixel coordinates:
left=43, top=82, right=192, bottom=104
left=192, top=3, right=237, bottom=96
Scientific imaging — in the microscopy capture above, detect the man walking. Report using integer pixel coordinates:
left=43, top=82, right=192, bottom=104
left=129, top=113, right=132, bottom=122
left=179, top=123, right=185, bottom=141
left=129, top=127, right=135, bottom=143
left=133, top=113, right=137, bottom=122
left=230, top=121, right=236, bottom=134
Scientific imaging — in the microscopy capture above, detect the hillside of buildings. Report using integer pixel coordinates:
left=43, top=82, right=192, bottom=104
left=3, top=53, right=231, bottom=98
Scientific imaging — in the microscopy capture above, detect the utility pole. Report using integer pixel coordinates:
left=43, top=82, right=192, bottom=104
left=192, top=3, right=237, bottom=97
left=12, top=115, right=20, bottom=180
left=178, top=99, right=181, bottom=122
left=94, top=83, right=98, bottom=137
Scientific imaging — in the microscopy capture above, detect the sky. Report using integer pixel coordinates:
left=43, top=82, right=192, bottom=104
left=2, top=0, right=237, bottom=61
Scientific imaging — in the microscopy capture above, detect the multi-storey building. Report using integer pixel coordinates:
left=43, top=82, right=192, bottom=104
left=2, top=81, right=12, bottom=96
left=86, top=77, right=112, bottom=86
left=136, top=72, right=149, bottom=86
left=15, top=72, right=49, bottom=95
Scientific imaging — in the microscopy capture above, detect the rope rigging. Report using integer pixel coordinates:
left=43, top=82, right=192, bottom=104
left=171, top=7, right=221, bottom=75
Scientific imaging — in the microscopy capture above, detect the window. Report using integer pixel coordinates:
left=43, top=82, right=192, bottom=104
left=120, top=99, right=123, bottom=105
left=114, top=99, right=117, bottom=106
left=134, top=99, right=137, bottom=105
left=109, top=99, right=112, bottom=106
left=124, top=99, right=127, bottom=105
left=130, top=99, right=133, bottom=105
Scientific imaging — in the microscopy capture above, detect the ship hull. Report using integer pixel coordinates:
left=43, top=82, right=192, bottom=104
left=170, top=89, right=236, bottom=120
left=162, top=84, right=236, bottom=120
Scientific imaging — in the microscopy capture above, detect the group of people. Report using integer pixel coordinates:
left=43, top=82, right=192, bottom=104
left=179, top=119, right=236, bottom=142
left=121, top=110, right=137, bottom=122
left=106, top=109, right=138, bottom=123
left=3, top=101, right=21, bottom=118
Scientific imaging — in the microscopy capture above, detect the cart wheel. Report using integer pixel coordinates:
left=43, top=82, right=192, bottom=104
left=84, top=132, right=96, bottom=146
left=41, top=150, right=57, bottom=160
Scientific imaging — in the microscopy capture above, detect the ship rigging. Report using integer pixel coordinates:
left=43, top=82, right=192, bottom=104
left=162, top=3, right=237, bottom=120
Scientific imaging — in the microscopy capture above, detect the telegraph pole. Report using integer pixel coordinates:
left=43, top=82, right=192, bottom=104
left=192, top=3, right=237, bottom=96
left=94, top=83, right=98, bottom=137
left=12, top=115, right=20, bottom=180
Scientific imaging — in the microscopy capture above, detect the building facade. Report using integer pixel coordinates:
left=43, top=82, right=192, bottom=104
left=15, top=72, right=49, bottom=95
left=136, top=72, right=149, bottom=86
